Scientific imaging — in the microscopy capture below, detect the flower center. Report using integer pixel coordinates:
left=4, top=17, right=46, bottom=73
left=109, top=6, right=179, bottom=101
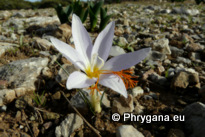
left=85, top=66, right=101, bottom=78
left=85, top=53, right=105, bottom=79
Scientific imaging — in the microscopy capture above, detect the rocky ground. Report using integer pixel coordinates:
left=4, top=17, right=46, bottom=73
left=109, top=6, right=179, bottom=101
left=0, top=1, right=205, bottom=137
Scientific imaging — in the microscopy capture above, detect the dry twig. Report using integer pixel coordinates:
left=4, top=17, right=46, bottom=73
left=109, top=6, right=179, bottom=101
left=22, top=110, right=35, bottom=137
left=60, top=91, right=101, bottom=137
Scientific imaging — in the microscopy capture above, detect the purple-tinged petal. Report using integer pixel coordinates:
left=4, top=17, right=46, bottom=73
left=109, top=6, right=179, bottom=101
left=102, top=48, right=151, bottom=71
left=92, top=21, right=115, bottom=62
left=66, top=71, right=96, bottom=89
left=99, top=74, right=127, bottom=98
left=50, top=37, right=85, bottom=71
left=72, top=14, right=93, bottom=64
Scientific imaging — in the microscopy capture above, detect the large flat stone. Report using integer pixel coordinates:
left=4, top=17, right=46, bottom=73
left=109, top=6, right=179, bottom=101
left=0, top=57, right=49, bottom=106
left=181, top=102, right=205, bottom=137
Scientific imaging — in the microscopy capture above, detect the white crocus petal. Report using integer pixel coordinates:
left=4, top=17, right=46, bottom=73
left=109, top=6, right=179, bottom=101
left=50, top=37, right=85, bottom=71
left=102, top=48, right=151, bottom=72
left=92, top=21, right=115, bottom=62
left=99, top=74, right=127, bottom=98
left=72, top=14, right=93, bottom=65
left=66, top=71, right=96, bottom=89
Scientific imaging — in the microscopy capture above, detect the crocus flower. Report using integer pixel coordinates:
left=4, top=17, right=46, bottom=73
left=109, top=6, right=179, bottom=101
left=51, top=14, right=151, bottom=99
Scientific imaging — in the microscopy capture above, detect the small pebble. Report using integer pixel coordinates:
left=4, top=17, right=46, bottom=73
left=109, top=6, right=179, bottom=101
left=0, top=105, right=7, bottom=112
left=19, top=125, right=24, bottom=129
left=149, top=92, right=158, bottom=100
left=144, top=95, right=153, bottom=100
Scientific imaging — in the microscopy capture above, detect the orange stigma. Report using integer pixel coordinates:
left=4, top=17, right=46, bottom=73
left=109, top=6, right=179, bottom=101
left=88, top=69, right=138, bottom=95
left=110, top=69, right=138, bottom=89
left=88, top=78, right=101, bottom=95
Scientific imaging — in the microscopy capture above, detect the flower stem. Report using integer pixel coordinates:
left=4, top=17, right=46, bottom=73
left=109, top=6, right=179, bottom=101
left=90, top=89, right=102, bottom=113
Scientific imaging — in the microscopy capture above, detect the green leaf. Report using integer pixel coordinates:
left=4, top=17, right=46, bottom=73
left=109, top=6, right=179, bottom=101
left=64, top=5, right=72, bottom=17
left=89, top=1, right=94, bottom=8
left=100, top=92, right=105, bottom=106
left=72, top=0, right=88, bottom=23
left=82, top=8, right=88, bottom=23
left=127, top=46, right=134, bottom=52
left=105, top=7, right=107, bottom=12
left=100, top=15, right=112, bottom=31
left=55, top=4, right=69, bottom=24
left=92, top=1, right=103, bottom=17
left=89, top=8, right=98, bottom=31
left=100, top=7, right=106, bottom=19
left=19, top=34, right=24, bottom=46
